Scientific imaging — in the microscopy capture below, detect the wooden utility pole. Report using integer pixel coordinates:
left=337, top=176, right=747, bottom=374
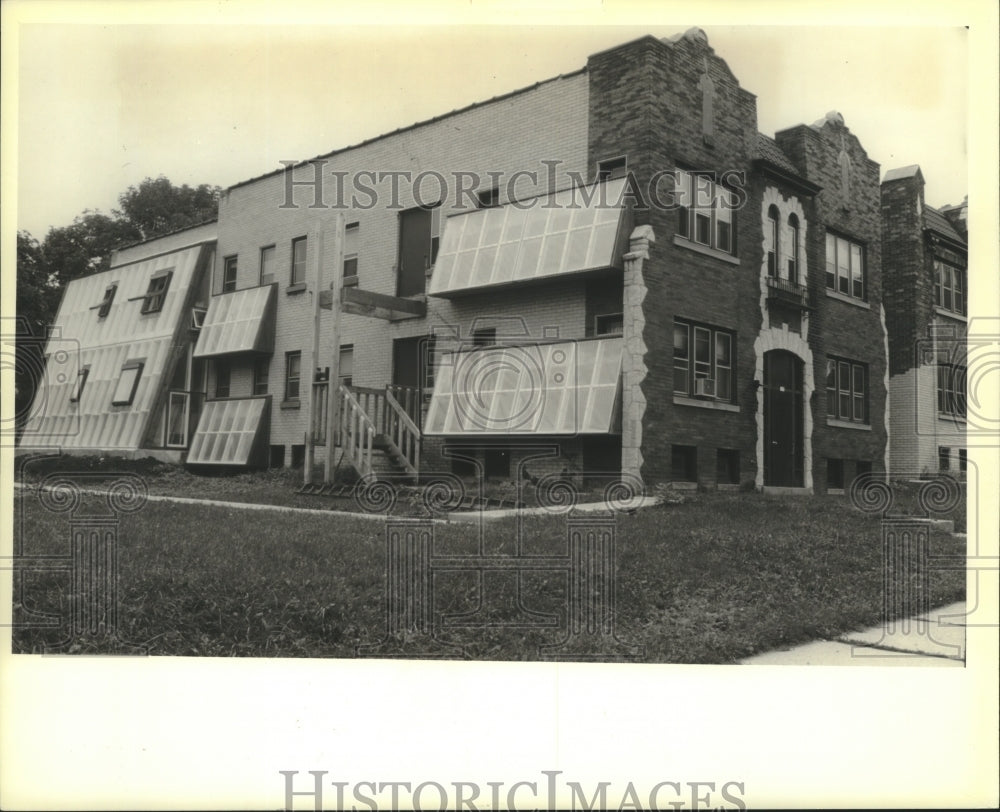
left=304, top=224, right=323, bottom=485
left=324, top=212, right=345, bottom=483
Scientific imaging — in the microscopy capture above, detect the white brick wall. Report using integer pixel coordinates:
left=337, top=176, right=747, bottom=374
left=213, top=72, right=592, bottom=452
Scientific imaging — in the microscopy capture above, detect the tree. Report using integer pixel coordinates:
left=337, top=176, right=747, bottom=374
left=12, top=231, right=59, bottom=435
left=40, top=211, right=142, bottom=288
left=116, top=176, right=220, bottom=240
left=14, top=176, right=220, bottom=438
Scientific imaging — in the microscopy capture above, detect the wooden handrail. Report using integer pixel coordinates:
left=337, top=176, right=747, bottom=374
left=384, top=387, right=420, bottom=474
left=338, top=384, right=378, bottom=477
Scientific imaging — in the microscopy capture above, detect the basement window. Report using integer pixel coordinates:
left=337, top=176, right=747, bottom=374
left=827, top=458, right=844, bottom=490
left=716, top=449, right=739, bottom=485
left=671, top=445, right=697, bottom=482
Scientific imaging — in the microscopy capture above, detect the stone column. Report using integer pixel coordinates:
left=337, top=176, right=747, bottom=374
left=621, top=225, right=654, bottom=483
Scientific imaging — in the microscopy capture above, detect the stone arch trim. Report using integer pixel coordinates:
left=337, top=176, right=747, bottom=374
left=753, top=329, right=814, bottom=491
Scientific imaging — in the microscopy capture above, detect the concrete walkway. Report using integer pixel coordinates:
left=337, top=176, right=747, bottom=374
left=15, top=482, right=659, bottom=523
left=740, top=601, right=967, bottom=666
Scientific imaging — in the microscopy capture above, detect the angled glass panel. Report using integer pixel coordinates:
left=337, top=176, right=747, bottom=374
left=186, top=397, right=266, bottom=466
left=428, top=177, right=627, bottom=296
left=424, top=338, right=622, bottom=435
left=193, top=284, right=276, bottom=358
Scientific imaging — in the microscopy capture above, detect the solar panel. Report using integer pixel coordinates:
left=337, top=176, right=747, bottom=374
left=424, top=337, right=623, bottom=435
left=186, top=398, right=268, bottom=465
left=193, top=284, right=276, bottom=358
left=429, top=177, right=629, bottom=297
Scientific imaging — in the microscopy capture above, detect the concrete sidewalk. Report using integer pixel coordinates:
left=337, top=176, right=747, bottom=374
left=740, top=601, right=967, bottom=666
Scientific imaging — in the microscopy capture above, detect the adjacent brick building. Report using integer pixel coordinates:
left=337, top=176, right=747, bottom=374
left=881, top=165, right=967, bottom=476
left=22, top=29, right=893, bottom=493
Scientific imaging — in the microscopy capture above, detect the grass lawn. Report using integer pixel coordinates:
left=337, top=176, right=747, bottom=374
left=12, top=487, right=966, bottom=662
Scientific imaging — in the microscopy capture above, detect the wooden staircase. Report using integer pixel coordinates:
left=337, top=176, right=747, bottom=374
left=336, top=384, right=421, bottom=481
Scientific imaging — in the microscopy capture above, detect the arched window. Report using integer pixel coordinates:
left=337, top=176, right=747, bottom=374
left=766, top=205, right=780, bottom=277
left=788, top=214, right=800, bottom=283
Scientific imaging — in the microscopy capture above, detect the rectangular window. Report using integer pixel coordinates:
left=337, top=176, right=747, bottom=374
left=70, top=365, right=90, bottom=403
left=253, top=358, right=269, bottom=395
left=259, top=245, right=276, bottom=284
left=938, top=446, right=951, bottom=471
left=338, top=345, right=354, bottom=388
left=423, top=336, right=437, bottom=392
left=140, top=271, right=172, bottom=314
left=343, top=222, right=359, bottom=282
left=215, top=361, right=231, bottom=398
left=937, top=364, right=967, bottom=417
left=673, top=318, right=736, bottom=402
left=285, top=351, right=301, bottom=401
left=112, top=361, right=143, bottom=406
left=826, top=359, right=837, bottom=417
left=96, top=284, right=117, bottom=318
left=671, top=445, right=698, bottom=482
left=673, top=323, right=689, bottom=394
left=788, top=220, right=800, bottom=283
left=165, top=391, right=189, bottom=448
left=222, top=256, right=238, bottom=293
left=825, top=232, right=866, bottom=301
left=827, top=357, right=868, bottom=423
left=934, top=260, right=966, bottom=315
left=766, top=211, right=778, bottom=277
left=597, top=156, right=628, bottom=181
left=291, top=237, right=307, bottom=286
left=476, top=187, right=500, bottom=208
left=674, top=169, right=736, bottom=255
left=595, top=313, right=624, bottom=336
left=958, top=448, right=967, bottom=473
left=716, top=449, right=740, bottom=485
left=827, top=458, right=844, bottom=490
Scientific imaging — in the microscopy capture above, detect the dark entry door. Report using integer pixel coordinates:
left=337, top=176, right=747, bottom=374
left=764, top=350, right=804, bottom=487
left=393, top=335, right=434, bottom=426
left=397, top=207, right=432, bottom=297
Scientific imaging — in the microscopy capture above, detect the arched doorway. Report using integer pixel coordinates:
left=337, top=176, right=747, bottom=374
left=764, top=350, right=804, bottom=487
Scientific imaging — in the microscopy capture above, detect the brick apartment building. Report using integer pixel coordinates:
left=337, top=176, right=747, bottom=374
left=881, top=165, right=968, bottom=476
left=21, top=29, right=890, bottom=493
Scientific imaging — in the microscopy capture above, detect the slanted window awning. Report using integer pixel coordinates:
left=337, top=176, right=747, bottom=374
left=424, top=337, right=622, bottom=435
left=428, top=177, right=630, bottom=297
left=186, top=397, right=269, bottom=466
left=193, top=284, right=277, bottom=358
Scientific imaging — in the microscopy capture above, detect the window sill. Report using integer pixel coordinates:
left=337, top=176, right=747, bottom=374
left=672, top=235, right=740, bottom=266
left=937, top=414, right=967, bottom=426
left=286, top=283, right=307, bottom=295
left=673, top=395, right=740, bottom=413
left=280, top=399, right=301, bottom=410
left=826, top=418, right=871, bottom=431
left=824, top=289, right=870, bottom=310
left=933, top=306, right=967, bottom=323
left=343, top=275, right=359, bottom=288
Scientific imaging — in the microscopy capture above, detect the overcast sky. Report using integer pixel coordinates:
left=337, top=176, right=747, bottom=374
left=14, top=23, right=969, bottom=238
